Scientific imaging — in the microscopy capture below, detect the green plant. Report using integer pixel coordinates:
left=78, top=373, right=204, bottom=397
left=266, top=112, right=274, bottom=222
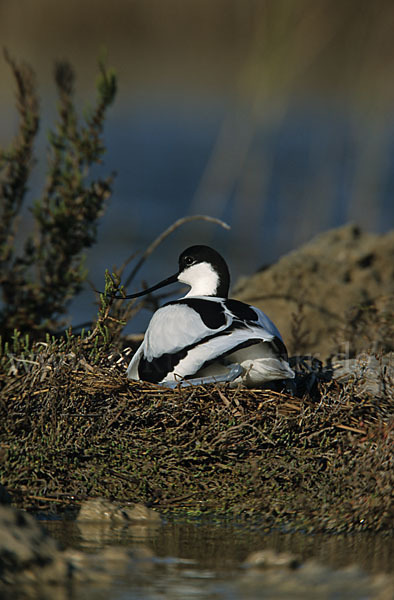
left=0, top=51, right=117, bottom=340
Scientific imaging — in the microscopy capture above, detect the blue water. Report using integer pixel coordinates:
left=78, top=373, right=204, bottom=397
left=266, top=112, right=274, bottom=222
left=83, top=100, right=394, bottom=333
left=2, top=96, right=394, bottom=333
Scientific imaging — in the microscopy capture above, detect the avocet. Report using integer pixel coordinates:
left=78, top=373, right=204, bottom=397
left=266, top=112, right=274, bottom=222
left=121, top=245, right=294, bottom=387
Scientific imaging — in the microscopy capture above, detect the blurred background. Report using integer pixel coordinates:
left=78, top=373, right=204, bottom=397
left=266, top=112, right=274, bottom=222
left=1, top=0, right=393, bottom=331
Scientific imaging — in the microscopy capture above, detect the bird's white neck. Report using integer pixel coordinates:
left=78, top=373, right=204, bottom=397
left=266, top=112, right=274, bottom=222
left=178, top=262, right=221, bottom=297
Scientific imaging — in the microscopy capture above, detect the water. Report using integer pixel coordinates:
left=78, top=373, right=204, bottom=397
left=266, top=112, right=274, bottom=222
left=1, top=2, right=394, bottom=335
left=44, top=515, right=394, bottom=599
left=65, top=100, right=394, bottom=334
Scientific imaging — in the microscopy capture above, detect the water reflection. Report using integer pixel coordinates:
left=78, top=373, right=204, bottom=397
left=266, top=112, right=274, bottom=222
left=46, top=515, right=393, bottom=575
left=42, top=515, right=393, bottom=599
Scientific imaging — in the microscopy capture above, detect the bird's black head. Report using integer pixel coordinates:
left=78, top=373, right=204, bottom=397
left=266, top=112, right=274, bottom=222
left=178, top=245, right=230, bottom=298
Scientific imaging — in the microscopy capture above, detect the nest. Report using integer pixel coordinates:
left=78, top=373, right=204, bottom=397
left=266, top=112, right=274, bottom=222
left=0, top=343, right=393, bottom=533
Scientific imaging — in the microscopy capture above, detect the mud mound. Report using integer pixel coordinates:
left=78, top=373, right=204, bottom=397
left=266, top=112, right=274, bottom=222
left=233, top=225, right=394, bottom=359
left=1, top=340, right=392, bottom=532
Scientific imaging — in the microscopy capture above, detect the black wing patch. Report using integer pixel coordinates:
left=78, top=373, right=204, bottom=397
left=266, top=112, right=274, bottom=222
left=139, top=347, right=188, bottom=383
left=271, top=336, right=289, bottom=361
left=164, top=298, right=259, bottom=329
left=225, top=299, right=259, bottom=322
left=164, top=298, right=227, bottom=329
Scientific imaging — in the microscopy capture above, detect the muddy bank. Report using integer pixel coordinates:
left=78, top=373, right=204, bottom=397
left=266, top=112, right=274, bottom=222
left=234, top=225, right=394, bottom=359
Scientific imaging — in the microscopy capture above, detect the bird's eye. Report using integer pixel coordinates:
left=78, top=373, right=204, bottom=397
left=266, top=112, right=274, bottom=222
left=184, top=256, right=194, bottom=266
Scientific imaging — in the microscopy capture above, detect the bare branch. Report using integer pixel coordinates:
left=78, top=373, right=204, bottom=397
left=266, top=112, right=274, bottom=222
left=123, top=215, right=230, bottom=288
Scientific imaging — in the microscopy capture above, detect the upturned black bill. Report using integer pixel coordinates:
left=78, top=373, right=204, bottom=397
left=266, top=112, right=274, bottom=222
left=109, top=272, right=179, bottom=299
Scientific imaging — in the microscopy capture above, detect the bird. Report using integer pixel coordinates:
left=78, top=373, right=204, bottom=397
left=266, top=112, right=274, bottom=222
left=122, top=245, right=295, bottom=388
